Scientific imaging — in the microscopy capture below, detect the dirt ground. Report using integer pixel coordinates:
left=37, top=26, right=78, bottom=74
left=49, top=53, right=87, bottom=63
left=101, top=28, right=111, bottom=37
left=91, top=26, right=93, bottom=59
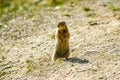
left=0, top=0, right=120, bottom=80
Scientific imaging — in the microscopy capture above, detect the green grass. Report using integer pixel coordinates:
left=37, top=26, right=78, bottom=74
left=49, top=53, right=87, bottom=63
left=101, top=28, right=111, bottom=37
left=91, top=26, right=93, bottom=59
left=82, top=6, right=91, bottom=12
left=86, top=12, right=96, bottom=17
left=27, top=64, right=35, bottom=73
left=25, top=59, right=31, bottom=63
left=25, top=59, right=35, bottom=73
left=47, top=0, right=65, bottom=6
left=0, top=0, right=67, bottom=17
left=108, top=4, right=120, bottom=11
left=0, top=22, right=7, bottom=28
left=62, top=13, right=71, bottom=17
left=50, top=33, right=55, bottom=39
left=0, top=71, right=6, bottom=78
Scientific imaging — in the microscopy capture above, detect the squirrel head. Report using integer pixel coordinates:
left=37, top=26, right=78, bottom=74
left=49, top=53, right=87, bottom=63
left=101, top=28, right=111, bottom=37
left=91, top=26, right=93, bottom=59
left=57, top=21, right=67, bottom=29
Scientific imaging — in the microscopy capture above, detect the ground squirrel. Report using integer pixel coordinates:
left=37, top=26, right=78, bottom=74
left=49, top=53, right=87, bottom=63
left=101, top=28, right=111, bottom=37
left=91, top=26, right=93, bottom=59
left=53, top=21, right=70, bottom=61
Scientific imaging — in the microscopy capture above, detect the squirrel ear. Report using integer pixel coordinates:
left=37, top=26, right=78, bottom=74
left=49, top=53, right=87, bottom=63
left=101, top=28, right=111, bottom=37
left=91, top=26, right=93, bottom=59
left=61, top=21, right=65, bottom=25
left=57, top=22, right=61, bottom=28
left=57, top=24, right=59, bottom=28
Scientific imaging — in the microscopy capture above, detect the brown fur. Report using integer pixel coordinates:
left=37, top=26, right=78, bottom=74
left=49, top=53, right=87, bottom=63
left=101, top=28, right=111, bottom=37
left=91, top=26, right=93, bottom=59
left=53, top=21, right=70, bottom=61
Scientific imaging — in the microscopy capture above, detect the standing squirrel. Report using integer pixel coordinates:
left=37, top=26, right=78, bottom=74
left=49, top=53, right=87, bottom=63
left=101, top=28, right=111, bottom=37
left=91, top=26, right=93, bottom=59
left=53, top=21, right=70, bottom=61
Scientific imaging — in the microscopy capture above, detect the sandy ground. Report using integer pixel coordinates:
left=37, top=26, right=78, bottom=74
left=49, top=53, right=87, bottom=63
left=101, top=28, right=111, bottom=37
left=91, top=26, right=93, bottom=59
left=0, top=0, right=120, bottom=80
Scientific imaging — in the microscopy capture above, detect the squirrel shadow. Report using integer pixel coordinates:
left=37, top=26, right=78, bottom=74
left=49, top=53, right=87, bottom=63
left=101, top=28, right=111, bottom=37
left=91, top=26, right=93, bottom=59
left=66, top=57, right=89, bottom=64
